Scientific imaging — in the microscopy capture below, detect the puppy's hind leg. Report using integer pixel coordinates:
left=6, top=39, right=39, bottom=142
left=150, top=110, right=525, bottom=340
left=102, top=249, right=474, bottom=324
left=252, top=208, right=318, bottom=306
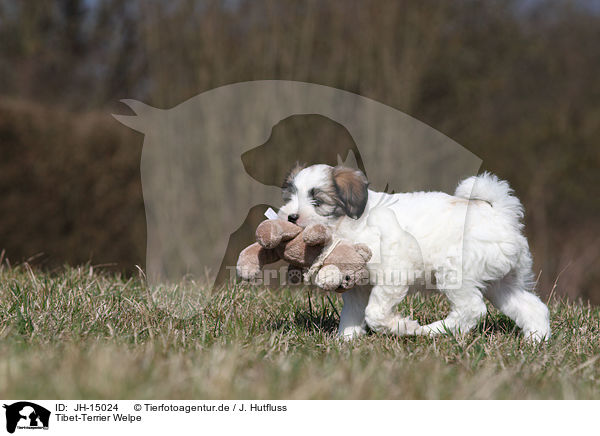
left=485, top=271, right=551, bottom=342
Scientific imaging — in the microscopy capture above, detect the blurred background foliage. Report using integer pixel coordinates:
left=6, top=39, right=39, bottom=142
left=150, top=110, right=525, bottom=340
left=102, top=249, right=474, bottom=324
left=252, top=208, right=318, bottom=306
left=0, top=0, right=598, bottom=301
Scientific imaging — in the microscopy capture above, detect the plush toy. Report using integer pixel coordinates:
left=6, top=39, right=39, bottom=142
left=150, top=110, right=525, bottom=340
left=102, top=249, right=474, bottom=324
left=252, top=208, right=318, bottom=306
left=236, top=218, right=372, bottom=292
left=311, top=240, right=372, bottom=291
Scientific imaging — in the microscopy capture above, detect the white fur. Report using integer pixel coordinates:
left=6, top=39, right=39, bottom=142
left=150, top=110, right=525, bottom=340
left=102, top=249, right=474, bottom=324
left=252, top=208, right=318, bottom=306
left=279, top=166, right=551, bottom=342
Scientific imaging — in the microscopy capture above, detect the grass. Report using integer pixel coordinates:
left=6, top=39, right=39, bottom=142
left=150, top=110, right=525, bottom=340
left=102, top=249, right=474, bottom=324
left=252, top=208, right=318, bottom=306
left=0, top=263, right=599, bottom=399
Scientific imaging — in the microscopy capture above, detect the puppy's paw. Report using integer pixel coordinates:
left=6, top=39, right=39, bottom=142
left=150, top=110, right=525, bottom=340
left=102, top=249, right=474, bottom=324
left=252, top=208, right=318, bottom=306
left=523, top=329, right=550, bottom=343
left=390, top=317, right=421, bottom=336
left=338, top=325, right=366, bottom=341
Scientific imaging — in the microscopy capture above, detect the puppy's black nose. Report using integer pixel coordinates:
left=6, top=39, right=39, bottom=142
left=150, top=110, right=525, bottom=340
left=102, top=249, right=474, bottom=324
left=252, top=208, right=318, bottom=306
left=288, top=213, right=299, bottom=224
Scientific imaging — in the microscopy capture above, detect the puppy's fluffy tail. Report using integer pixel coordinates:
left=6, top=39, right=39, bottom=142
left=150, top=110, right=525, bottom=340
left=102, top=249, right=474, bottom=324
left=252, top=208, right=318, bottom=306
left=455, top=172, right=524, bottom=226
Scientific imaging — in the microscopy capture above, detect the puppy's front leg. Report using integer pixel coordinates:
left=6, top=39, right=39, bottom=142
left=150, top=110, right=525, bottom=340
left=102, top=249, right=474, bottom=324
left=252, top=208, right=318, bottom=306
left=338, top=285, right=371, bottom=340
left=365, top=285, right=420, bottom=336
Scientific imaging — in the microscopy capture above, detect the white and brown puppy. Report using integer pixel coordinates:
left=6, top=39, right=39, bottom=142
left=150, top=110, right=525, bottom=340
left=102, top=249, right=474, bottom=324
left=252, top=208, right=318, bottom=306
left=279, top=164, right=551, bottom=342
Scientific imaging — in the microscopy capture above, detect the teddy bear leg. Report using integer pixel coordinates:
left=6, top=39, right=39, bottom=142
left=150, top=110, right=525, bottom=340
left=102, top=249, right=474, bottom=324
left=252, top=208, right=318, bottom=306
left=364, top=285, right=420, bottom=336
left=236, top=243, right=280, bottom=281
left=338, top=285, right=372, bottom=340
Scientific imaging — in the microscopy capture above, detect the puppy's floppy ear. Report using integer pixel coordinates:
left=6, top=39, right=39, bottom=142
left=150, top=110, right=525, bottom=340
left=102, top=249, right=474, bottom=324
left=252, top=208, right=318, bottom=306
left=282, top=162, right=305, bottom=190
left=332, top=166, right=369, bottom=219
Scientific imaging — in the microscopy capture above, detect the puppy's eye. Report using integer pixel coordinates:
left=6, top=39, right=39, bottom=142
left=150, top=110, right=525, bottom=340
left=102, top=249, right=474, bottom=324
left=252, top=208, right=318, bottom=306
left=311, top=199, right=323, bottom=207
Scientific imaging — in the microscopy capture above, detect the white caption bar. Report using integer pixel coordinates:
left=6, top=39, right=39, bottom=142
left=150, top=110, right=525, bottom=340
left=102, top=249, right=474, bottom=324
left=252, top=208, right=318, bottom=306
left=0, top=400, right=596, bottom=435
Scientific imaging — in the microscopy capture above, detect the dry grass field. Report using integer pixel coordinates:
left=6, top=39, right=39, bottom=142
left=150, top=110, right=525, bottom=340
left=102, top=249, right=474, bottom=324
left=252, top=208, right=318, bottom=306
left=1, top=263, right=598, bottom=399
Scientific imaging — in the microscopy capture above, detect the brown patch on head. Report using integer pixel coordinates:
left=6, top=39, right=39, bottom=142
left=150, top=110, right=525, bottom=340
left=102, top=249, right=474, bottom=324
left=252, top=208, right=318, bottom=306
left=331, top=166, right=369, bottom=219
left=281, top=162, right=305, bottom=201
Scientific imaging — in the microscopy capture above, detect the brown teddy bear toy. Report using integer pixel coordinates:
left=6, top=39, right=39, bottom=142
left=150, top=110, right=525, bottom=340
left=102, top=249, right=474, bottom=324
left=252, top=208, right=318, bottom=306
left=236, top=219, right=372, bottom=292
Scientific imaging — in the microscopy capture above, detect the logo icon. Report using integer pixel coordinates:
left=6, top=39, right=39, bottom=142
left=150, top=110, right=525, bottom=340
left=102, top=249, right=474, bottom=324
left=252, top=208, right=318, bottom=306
left=3, top=402, right=50, bottom=434
left=113, top=80, right=481, bottom=306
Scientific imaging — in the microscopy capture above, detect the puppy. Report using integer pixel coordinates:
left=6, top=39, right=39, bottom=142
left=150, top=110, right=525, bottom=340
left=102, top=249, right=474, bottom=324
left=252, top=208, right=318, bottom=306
left=278, top=164, right=551, bottom=342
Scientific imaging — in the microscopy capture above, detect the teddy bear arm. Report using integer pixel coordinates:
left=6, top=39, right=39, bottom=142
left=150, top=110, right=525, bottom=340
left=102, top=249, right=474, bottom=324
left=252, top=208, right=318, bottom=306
left=302, top=223, right=332, bottom=246
left=353, top=243, right=373, bottom=262
left=278, top=235, right=323, bottom=268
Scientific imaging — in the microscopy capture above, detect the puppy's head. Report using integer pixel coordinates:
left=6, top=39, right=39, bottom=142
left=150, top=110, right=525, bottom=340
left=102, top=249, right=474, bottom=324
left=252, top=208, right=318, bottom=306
left=279, top=164, right=369, bottom=227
